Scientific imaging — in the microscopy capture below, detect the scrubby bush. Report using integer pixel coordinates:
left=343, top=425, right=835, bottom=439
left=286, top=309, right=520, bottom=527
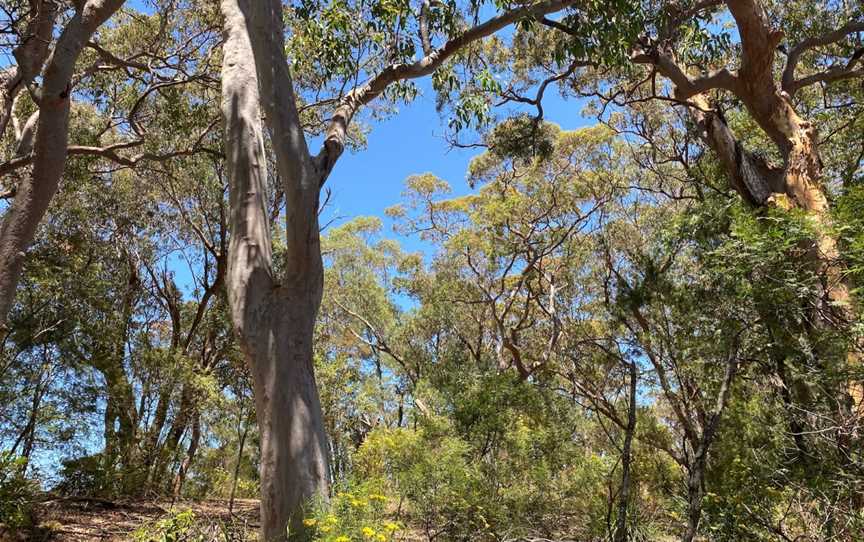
left=133, top=509, right=202, bottom=542
left=0, top=452, right=39, bottom=531
left=351, top=380, right=616, bottom=541
left=300, top=485, right=401, bottom=542
left=131, top=508, right=253, bottom=542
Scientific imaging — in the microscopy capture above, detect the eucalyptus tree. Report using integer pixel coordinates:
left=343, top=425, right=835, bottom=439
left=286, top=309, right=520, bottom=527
left=0, top=0, right=127, bottom=328
left=0, top=0, right=222, bottom=330
left=466, top=0, right=863, bottom=386
left=622, top=0, right=863, bottom=341
left=218, top=0, right=580, bottom=537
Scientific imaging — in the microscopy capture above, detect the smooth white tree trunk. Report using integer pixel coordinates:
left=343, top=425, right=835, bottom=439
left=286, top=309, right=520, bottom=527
left=220, top=2, right=329, bottom=538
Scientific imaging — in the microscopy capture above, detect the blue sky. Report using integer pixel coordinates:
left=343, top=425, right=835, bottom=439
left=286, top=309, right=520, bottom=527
left=318, top=79, right=591, bottom=252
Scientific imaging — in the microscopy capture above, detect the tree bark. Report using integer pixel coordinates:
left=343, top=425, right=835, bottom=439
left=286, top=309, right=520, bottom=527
left=613, top=360, right=638, bottom=542
left=172, top=409, right=200, bottom=500
left=220, top=2, right=329, bottom=538
left=0, top=0, right=126, bottom=329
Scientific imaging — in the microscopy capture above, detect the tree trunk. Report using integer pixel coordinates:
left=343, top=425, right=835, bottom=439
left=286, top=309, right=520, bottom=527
left=220, top=1, right=330, bottom=538
left=10, top=352, right=50, bottom=473
left=0, top=0, right=127, bottom=329
left=246, top=302, right=329, bottom=539
left=229, top=411, right=251, bottom=514
left=172, top=409, right=200, bottom=500
left=613, top=360, right=638, bottom=542
left=682, top=458, right=705, bottom=542
left=143, top=386, right=172, bottom=488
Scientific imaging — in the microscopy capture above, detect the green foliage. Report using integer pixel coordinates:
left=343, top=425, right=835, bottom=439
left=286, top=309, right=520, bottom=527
left=301, top=485, right=400, bottom=542
left=355, top=425, right=487, bottom=538
left=132, top=509, right=208, bottom=542
left=56, top=454, right=115, bottom=496
left=834, top=184, right=864, bottom=296
left=0, top=453, right=39, bottom=530
left=485, top=114, right=557, bottom=164
left=130, top=510, right=252, bottom=542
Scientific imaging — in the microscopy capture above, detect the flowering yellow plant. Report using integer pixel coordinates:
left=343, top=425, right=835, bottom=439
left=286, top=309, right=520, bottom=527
left=305, top=484, right=401, bottom=542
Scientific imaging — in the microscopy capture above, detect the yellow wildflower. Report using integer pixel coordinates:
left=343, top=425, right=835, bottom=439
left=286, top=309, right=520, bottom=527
left=384, top=522, right=400, bottom=532
left=362, top=526, right=376, bottom=538
left=375, top=534, right=387, bottom=542
left=325, top=515, right=338, bottom=524
left=334, top=537, right=350, bottom=542
left=369, top=494, right=387, bottom=501
left=302, top=518, right=317, bottom=527
left=320, top=525, right=332, bottom=533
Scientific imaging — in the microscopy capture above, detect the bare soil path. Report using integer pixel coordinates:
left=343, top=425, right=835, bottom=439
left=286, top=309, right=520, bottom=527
left=3, top=498, right=259, bottom=541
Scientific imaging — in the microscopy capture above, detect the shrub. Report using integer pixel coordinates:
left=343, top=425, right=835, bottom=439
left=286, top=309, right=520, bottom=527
left=301, top=485, right=401, bottom=542
left=0, top=452, right=39, bottom=530
left=131, top=508, right=252, bottom=542
left=132, top=509, right=203, bottom=542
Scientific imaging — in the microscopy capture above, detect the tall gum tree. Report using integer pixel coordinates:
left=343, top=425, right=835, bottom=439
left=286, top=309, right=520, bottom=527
left=218, top=0, right=578, bottom=538
left=629, top=0, right=857, bottom=319
left=498, top=0, right=862, bottom=334
left=624, top=0, right=864, bottom=421
left=0, top=1, right=220, bottom=331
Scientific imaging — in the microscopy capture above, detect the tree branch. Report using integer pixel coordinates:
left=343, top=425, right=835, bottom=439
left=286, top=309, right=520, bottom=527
left=0, top=117, right=221, bottom=177
left=782, top=20, right=864, bottom=93
left=315, top=0, right=578, bottom=183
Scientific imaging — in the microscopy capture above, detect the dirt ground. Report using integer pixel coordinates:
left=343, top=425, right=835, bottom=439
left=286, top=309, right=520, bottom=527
left=3, top=498, right=259, bottom=541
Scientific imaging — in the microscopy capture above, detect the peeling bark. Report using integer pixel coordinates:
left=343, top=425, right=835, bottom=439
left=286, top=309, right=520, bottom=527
left=631, top=1, right=857, bottom=392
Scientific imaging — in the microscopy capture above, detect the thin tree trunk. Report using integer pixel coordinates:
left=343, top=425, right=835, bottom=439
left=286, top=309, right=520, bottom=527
left=96, top=257, right=139, bottom=487
left=229, top=411, right=251, bottom=514
left=172, top=410, right=200, bottom=500
left=682, top=344, right=740, bottom=542
left=613, top=360, right=638, bottom=542
left=101, top=364, right=138, bottom=477
left=10, top=353, right=50, bottom=473
left=143, top=386, right=172, bottom=488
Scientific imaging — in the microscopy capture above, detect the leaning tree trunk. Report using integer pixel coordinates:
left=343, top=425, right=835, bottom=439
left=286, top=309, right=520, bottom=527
left=221, top=1, right=330, bottom=538
left=0, top=0, right=127, bottom=329
left=639, top=0, right=858, bottom=416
